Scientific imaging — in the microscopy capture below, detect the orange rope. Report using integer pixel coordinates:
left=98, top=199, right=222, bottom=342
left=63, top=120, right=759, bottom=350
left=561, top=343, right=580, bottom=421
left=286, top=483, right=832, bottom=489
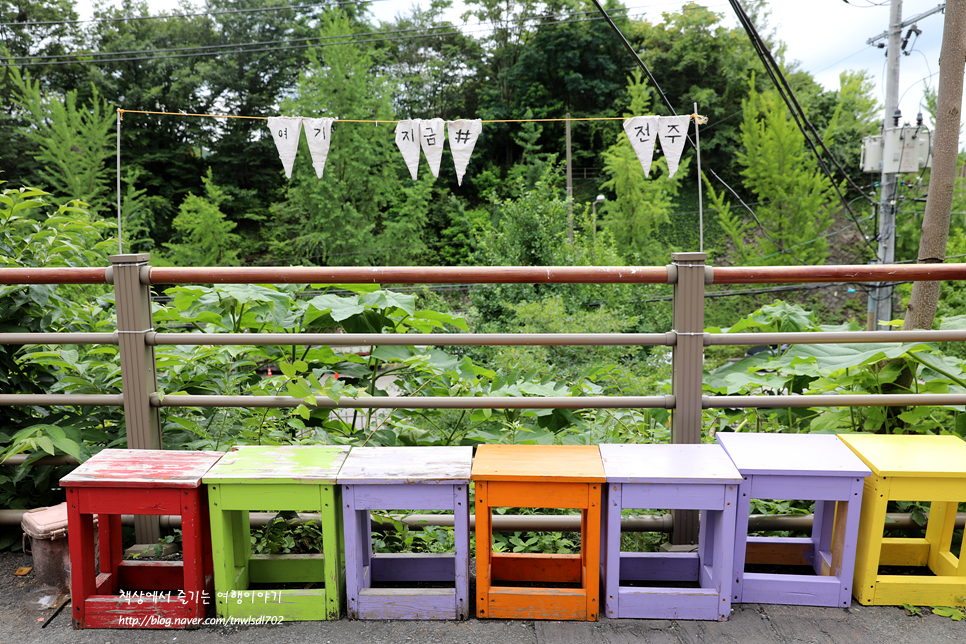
left=118, top=108, right=702, bottom=124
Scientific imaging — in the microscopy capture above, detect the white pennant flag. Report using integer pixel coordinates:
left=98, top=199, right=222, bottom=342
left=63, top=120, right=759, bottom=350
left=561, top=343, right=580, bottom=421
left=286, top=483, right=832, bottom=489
left=303, top=117, right=335, bottom=179
left=267, top=117, right=303, bottom=179
left=419, top=118, right=445, bottom=178
left=658, top=115, right=691, bottom=178
left=446, top=119, right=482, bottom=186
left=395, top=119, right=421, bottom=180
left=623, top=116, right=659, bottom=177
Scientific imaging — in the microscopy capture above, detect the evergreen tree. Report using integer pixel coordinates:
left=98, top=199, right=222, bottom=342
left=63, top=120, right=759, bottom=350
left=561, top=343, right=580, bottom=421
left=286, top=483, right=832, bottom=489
left=737, top=75, right=838, bottom=265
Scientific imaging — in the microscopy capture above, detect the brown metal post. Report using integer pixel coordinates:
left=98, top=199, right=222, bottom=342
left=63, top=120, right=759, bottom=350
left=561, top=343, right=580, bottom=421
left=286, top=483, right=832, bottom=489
left=669, top=252, right=708, bottom=545
left=110, top=253, right=161, bottom=544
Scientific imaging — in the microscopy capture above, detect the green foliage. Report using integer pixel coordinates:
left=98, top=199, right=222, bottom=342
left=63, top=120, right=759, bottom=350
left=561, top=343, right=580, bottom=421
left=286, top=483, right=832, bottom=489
left=737, top=76, right=839, bottom=265
left=9, top=69, right=116, bottom=213
left=251, top=514, right=326, bottom=555
left=597, top=70, right=689, bottom=265
left=705, top=301, right=966, bottom=435
left=931, top=606, right=964, bottom=621
left=0, top=186, right=119, bottom=509
left=162, top=170, right=242, bottom=267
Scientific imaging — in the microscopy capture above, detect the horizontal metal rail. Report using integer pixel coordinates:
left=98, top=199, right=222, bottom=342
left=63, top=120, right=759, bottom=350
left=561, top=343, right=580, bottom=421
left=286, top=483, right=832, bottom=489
left=4, top=393, right=962, bottom=410
left=0, top=267, right=108, bottom=284
left=1, top=329, right=961, bottom=348
left=0, top=394, right=123, bottom=406
left=0, top=332, right=118, bottom=345
left=148, top=265, right=671, bottom=285
left=712, top=264, right=965, bottom=284
left=149, top=332, right=674, bottom=346
left=704, top=394, right=965, bottom=408
left=1, top=507, right=959, bottom=534
left=151, top=394, right=676, bottom=409
left=706, top=330, right=965, bottom=345
left=3, top=263, right=963, bottom=286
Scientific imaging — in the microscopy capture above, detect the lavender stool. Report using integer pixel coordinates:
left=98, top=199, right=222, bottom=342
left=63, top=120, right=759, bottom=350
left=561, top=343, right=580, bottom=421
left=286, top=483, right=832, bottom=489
left=599, top=444, right=742, bottom=621
left=339, top=446, right=472, bottom=620
left=717, top=433, right=871, bottom=607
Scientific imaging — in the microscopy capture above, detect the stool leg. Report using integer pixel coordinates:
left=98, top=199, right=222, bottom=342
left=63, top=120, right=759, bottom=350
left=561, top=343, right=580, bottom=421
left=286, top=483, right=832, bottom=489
left=454, top=484, right=470, bottom=620
left=97, top=514, right=123, bottom=594
left=66, top=487, right=96, bottom=628
left=320, top=484, right=341, bottom=620
left=731, top=478, right=753, bottom=603
left=812, top=500, right=831, bottom=575
left=342, top=486, right=362, bottom=618
left=716, top=485, right=739, bottom=620
left=207, top=486, right=242, bottom=617
left=180, top=489, right=207, bottom=622
left=853, top=476, right=890, bottom=605
left=585, top=484, right=601, bottom=621
left=603, top=484, right=621, bottom=619
left=475, top=482, right=490, bottom=618
left=925, top=501, right=958, bottom=576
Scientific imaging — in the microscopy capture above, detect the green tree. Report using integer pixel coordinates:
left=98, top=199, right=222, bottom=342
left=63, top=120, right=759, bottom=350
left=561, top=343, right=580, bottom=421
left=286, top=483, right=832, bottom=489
left=268, top=12, right=401, bottom=265
left=599, top=71, right=689, bottom=265
left=737, top=76, right=838, bottom=265
left=9, top=68, right=115, bottom=213
left=163, top=170, right=241, bottom=266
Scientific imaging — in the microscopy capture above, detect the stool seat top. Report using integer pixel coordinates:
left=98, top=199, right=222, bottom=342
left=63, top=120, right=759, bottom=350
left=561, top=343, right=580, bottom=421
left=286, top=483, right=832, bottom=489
left=59, top=449, right=223, bottom=488
left=338, top=446, right=472, bottom=484
left=599, top=444, right=742, bottom=484
left=203, top=445, right=350, bottom=484
left=471, top=444, right=604, bottom=482
left=838, top=434, right=966, bottom=477
left=716, top=433, right=870, bottom=478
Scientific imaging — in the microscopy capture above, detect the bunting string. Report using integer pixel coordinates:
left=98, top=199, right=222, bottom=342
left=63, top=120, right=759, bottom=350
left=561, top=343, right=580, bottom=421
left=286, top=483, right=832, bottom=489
left=116, top=108, right=705, bottom=184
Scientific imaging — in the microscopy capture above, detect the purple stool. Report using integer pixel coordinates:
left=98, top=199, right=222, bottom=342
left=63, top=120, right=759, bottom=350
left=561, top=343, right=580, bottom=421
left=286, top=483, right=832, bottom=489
left=717, top=433, right=870, bottom=607
left=339, top=446, right=472, bottom=620
left=600, top=444, right=742, bottom=621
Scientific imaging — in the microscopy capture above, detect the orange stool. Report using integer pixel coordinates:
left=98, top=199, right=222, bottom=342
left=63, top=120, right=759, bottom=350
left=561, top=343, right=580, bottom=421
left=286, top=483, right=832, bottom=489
left=472, top=444, right=604, bottom=621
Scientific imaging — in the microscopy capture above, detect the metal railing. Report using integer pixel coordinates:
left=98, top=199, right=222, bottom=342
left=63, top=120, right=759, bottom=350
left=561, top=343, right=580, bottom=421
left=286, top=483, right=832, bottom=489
left=2, top=253, right=965, bottom=544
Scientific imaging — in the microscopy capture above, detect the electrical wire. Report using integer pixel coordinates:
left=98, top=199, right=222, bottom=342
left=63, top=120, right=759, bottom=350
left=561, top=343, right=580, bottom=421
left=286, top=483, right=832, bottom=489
left=0, top=0, right=381, bottom=28
left=3, top=9, right=634, bottom=67
left=728, top=0, right=879, bottom=254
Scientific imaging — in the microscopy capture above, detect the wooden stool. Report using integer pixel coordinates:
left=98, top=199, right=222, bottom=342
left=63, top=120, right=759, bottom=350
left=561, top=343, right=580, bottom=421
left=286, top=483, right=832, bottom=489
left=61, top=449, right=223, bottom=629
left=339, top=446, right=472, bottom=619
left=599, top=443, right=741, bottom=620
left=203, top=445, right=350, bottom=621
left=717, top=433, right=870, bottom=607
left=472, top=444, right=604, bottom=621
left=839, top=434, right=966, bottom=607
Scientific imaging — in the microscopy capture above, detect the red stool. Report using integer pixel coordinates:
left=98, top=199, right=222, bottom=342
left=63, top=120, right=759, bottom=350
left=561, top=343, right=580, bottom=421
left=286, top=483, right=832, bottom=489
left=61, top=449, right=222, bottom=629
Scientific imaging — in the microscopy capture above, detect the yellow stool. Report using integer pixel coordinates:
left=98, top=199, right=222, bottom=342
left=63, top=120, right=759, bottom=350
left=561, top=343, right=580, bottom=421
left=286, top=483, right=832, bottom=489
left=838, top=434, right=966, bottom=606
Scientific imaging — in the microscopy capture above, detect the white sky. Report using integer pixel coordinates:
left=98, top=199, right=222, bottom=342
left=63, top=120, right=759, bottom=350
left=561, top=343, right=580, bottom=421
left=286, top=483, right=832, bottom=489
left=78, top=1, right=950, bottom=127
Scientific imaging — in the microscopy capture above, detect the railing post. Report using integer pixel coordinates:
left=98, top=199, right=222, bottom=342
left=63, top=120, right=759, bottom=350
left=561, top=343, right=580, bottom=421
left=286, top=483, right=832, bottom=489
left=110, top=253, right=161, bottom=544
left=669, top=252, right=708, bottom=545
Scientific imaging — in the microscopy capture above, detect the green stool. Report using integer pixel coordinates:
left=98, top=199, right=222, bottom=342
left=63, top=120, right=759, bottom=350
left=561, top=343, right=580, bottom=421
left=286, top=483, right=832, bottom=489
left=203, top=445, right=350, bottom=621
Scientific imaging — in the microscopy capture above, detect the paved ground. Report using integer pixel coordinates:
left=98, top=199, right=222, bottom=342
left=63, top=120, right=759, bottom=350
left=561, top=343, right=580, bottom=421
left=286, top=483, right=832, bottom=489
left=4, top=550, right=964, bottom=644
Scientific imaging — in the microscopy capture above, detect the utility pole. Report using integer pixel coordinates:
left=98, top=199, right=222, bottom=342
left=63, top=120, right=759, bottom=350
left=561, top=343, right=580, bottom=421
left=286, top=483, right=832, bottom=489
left=869, top=0, right=903, bottom=331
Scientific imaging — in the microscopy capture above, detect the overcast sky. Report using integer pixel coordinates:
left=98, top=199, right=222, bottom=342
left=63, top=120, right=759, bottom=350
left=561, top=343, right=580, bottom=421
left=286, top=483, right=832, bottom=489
left=78, top=1, right=951, bottom=128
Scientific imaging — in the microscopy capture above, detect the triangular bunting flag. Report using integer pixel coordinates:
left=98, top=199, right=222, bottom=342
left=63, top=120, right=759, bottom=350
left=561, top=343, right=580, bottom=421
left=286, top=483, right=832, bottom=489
left=446, top=119, right=482, bottom=186
left=658, top=115, right=691, bottom=178
left=303, top=117, right=335, bottom=179
left=622, top=116, right=659, bottom=177
left=395, top=119, right=421, bottom=180
left=267, top=116, right=303, bottom=179
left=419, top=118, right=445, bottom=178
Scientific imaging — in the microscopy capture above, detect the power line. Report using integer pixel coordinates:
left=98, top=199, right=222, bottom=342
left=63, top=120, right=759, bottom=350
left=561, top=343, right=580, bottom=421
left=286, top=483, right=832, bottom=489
left=3, top=9, right=634, bottom=67
left=0, top=1, right=379, bottom=28
left=728, top=0, right=878, bottom=252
